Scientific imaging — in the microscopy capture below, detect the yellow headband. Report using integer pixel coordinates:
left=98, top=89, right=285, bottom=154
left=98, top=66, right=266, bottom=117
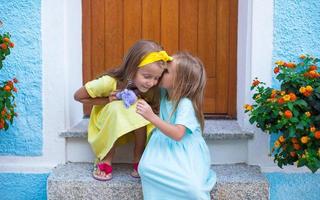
left=138, top=51, right=173, bottom=67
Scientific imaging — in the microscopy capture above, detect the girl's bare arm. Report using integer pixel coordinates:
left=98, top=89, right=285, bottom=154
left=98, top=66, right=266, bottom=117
left=136, top=99, right=185, bottom=141
left=74, top=86, right=116, bottom=105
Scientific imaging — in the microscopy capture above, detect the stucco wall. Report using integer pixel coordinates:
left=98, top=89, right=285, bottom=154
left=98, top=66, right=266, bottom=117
left=267, top=1, right=320, bottom=199
left=0, top=0, right=42, bottom=155
left=0, top=173, right=48, bottom=200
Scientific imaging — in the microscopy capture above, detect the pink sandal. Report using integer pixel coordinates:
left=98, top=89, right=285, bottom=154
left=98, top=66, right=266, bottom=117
left=130, top=162, right=140, bottom=178
left=92, top=162, right=113, bottom=181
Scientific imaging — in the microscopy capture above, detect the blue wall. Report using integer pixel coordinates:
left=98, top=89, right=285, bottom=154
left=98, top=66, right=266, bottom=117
left=0, top=173, right=48, bottom=200
left=266, top=173, right=320, bottom=200
left=272, top=0, right=320, bottom=86
left=0, top=0, right=42, bottom=155
left=269, top=1, right=320, bottom=200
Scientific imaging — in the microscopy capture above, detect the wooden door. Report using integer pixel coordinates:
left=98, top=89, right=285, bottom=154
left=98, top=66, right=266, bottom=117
left=82, top=0, right=237, bottom=118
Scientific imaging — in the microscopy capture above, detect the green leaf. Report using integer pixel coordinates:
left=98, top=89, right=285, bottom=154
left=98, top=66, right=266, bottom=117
left=295, top=99, right=308, bottom=107
left=297, top=158, right=307, bottom=167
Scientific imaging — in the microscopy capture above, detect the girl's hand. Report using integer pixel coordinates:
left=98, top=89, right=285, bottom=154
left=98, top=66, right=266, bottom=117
left=108, top=91, right=119, bottom=102
left=136, top=99, right=156, bottom=121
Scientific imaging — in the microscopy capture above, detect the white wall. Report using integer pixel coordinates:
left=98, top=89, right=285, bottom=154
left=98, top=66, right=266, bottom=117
left=237, top=0, right=275, bottom=169
left=0, top=0, right=82, bottom=173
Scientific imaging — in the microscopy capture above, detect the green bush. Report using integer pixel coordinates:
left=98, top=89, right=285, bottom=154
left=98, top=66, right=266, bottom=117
left=244, top=55, right=320, bottom=173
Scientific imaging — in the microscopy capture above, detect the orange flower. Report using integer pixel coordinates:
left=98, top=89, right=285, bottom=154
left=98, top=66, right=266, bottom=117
left=0, top=43, right=7, bottom=49
left=299, top=54, right=306, bottom=59
left=278, top=136, right=285, bottom=143
left=275, top=60, right=284, bottom=65
left=274, top=140, right=281, bottom=148
left=244, top=104, right=253, bottom=111
left=310, top=126, right=316, bottom=132
left=4, top=85, right=11, bottom=92
left=277, top=98, right=284, bottom=104
left=284, top=62, right=296, bottom=68
left=309, top=65, right=317, bottom=71
left=284, top=110, right=293, bottom=119
left=291, top=138, right=298, bottom=144
left=289, top=93, right=297, bottom=101
left=280, top=91, right=286, bottom=96
left=299, top=87, right=306, bottom=93
left=252, top=80, right=260, bottom=87
left=283, top=95, right=291, bottom=102
left=305, top=112, right=311, bottom=118
left=305, top=85, right=313, bottom=92
left=3, top=37, right=10, bottom=43
left=290, top=152, right=297, bottom=157
left=303, top=91, right=312, bottom=97
left=274, top=67, right=280, bottom=74
left=315, top=131, right=320, bottom=139
left=9, top=42, right=14, bottom=48
left=301, top=136, right=310, bottom=144
left=293, top=143, right=301, bottom=150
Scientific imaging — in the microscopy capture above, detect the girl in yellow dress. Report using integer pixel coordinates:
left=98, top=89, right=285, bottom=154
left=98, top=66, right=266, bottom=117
left=74, top=40, right=172, bottom=181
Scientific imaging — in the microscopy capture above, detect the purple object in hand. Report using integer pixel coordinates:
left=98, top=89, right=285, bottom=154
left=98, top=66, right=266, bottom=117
left=116, top=89, right=138, bottom=108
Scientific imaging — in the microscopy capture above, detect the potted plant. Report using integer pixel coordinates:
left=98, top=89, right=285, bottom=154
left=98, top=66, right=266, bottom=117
left=244, top=54, right=320, bottom=173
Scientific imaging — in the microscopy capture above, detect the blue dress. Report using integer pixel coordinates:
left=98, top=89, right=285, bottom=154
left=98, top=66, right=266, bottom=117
left=139, top=90, right=216, bottom=200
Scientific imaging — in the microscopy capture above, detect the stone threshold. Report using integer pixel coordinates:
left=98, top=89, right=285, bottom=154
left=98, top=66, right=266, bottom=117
left=60, top=118, right=254, bottom=140
left=48, top=162, right=269, bottom=200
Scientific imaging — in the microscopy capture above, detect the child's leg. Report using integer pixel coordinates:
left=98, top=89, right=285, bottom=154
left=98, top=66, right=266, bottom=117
left=93, top=146, right=116, bottom=181
left=131, top=127, right=146, bottom=178
left=102, top=145, right=116, bottom=164
left=133, top=126, right=146, bottom=163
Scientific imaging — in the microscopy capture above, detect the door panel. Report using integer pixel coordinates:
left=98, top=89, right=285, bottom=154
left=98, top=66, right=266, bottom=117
left=82, top=0, right=237, bottom=118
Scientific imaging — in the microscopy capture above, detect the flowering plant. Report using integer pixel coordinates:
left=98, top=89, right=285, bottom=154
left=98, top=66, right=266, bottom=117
left=244, top=55, right=320, bottom=173
left=0, top=32, right=14, bottom=69
left=0, top=28, right=18, bottom=130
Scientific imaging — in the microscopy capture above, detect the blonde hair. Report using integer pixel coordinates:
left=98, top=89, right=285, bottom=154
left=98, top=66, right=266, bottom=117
left=169, top=52, right=206, bottom=131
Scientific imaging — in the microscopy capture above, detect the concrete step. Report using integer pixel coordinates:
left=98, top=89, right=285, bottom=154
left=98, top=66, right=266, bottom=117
left=47, top=163, right=269, bottom=200
left=61, top=119, right=254, bottom=164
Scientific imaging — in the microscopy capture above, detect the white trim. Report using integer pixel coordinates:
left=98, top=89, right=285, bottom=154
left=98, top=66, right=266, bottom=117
left=237, top=0, right=276, bottom=168
left=65, top=0, right=83, bottom=127
left=0, top=162, right=55, bottom=173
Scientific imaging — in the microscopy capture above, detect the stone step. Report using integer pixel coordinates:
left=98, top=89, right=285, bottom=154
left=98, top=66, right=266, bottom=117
left=47, top=163, right=269, bottom=200
left=61, top=119, right=254, bottom=140
left=61, top=119, right=254, bottom=164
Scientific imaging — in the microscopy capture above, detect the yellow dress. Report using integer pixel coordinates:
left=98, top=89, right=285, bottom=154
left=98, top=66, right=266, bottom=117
left=85, top=75, right=153, bottom=160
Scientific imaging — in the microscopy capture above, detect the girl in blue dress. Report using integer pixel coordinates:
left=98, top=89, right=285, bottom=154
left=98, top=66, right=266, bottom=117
left=136, top=52, right=216, bottom=200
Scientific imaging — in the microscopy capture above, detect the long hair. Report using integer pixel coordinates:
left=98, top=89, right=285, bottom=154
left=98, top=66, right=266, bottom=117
left=169, top=52, right=207, bottom=131
left=106, top=40, right=164, bottom=86
left=103, top=40, right=164, bottom=112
